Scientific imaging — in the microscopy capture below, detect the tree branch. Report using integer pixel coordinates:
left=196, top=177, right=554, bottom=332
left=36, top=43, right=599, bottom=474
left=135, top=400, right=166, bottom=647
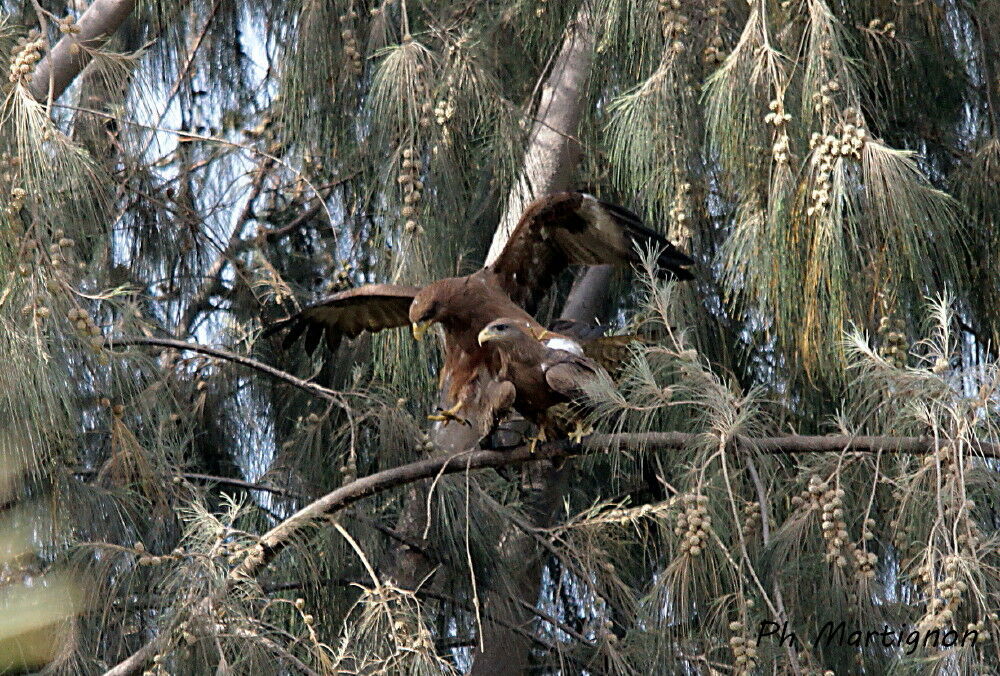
left=227, top=442, right=575, bottom=584
left=106, top=336, right=342, bottom=402
left=179, top=471, right=306, bottom=499
left=262, top=199, right=325, bottom=241
left=484, top=9, right=595, bottom=266
left=178, top=474, right=440, bottom=562
left=29, top=0, right=137, bottom=103
left=174, top=171, right=356, bottom=338
left=102, top=429, right=999, bottom=675
left=102, top=638, right=164, bottom=676
left=174, top=158, right=276, bottom=337
left=229, top=430, right=1000, bottom=583
left=739, top=433, right=1000, bottom=458
left=261, top=578, right=592, bottom=667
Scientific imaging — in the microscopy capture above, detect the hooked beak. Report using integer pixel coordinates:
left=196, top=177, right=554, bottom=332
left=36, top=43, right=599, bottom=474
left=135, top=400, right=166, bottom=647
left=411, top=321, right=432, bottom=341
left=477, top=326, right=500, bottom=346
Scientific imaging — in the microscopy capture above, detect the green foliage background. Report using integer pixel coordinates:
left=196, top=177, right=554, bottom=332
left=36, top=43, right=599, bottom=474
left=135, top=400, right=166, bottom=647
left=0, top=0, right=999, bottom=673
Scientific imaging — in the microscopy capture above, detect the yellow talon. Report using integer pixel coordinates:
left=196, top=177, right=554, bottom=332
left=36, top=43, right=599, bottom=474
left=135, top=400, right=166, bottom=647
left=528, top=429, right=548, bottom=454
left=568, top=421, right=592, bottom=445
left=427, top=401, right=469, bottom=427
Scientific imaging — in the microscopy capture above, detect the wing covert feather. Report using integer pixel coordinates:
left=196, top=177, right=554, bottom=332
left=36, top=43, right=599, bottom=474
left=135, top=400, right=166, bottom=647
left=490, top=192, right=694, bottom=312
left=264, top=283, right=420, bottom=354
left=544, top=355, right=601, bottom=399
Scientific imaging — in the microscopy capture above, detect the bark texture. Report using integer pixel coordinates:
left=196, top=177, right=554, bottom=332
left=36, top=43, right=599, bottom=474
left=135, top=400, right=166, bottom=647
left=484, top=11, right=595, bottom=268
left=29, top=0, right=137, bottom=103
left=387, top=5, right=597, bottom=598
left=470, top=11, right=596, bottom=675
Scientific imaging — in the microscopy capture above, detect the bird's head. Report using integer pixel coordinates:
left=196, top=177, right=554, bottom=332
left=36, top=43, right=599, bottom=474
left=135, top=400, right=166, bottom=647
left=477, top=319, right=528, bottom=346
left=408, top=288, right=444, bottom=341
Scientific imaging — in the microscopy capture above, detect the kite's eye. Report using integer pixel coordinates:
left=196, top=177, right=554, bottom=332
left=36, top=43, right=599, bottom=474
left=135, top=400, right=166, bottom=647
left=419, top=302, right=440, bottom=322
left=494, top=323, right=508, bottom=332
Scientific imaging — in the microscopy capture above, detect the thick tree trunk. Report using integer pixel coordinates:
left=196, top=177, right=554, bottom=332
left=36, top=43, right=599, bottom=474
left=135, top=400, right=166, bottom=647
left=469, top=11, right=596, bottom=675
left=484, top=11, right=595, bottom=268
left=383, top=8, right=598, bottom=667
left=560, top=265, right=612, bottom=324
left=28, top=0, right=137, bottom=103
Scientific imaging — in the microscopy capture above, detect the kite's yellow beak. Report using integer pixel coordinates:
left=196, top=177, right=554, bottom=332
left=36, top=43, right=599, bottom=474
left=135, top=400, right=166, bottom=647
left=411, top=321, right=432, bottom=341
left=477, top=326, right=500, bottom=346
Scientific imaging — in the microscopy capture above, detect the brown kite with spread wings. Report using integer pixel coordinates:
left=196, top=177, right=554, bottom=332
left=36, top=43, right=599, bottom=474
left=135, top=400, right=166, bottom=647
left=265, top=191, right=693, bottom=426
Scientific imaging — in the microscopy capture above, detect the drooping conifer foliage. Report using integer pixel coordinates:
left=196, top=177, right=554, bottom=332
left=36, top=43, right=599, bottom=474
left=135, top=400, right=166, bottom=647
left=1, top=0, right=999, bottom=673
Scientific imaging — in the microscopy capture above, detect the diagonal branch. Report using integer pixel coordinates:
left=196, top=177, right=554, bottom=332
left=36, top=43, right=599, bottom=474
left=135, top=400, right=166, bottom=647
left=106, top=336, right=342, bottom=402
left=264, top=579, right=593, bottom=666
left=29, top=0, right=138, bottom=103
left=226, top=443, right=579, bottom=584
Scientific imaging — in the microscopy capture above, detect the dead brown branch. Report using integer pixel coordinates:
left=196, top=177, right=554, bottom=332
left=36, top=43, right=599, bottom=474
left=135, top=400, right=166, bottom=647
left=106, top=336, right=342, bottom=402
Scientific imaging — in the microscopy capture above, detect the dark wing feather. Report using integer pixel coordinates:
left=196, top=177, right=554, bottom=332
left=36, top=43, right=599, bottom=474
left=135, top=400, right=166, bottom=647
left=543, top=352, right=604, bottom=400
left=547, top=318, right=655, bottom=378
left=489, top=192, right=695, bottom=312
left=547, top=318, right=607, bottom=341
left=263, top=284, right=420, bottom=354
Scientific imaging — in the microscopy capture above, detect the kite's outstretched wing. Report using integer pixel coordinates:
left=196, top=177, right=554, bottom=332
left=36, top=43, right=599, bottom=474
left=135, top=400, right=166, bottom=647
left=263, top=284, right=420, bottom=354
left=490, top=192, right=695, bottom=312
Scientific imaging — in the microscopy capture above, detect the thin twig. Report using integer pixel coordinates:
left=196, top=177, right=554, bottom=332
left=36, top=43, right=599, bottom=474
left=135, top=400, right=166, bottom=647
left=180, top=471, right=306, bottom=499
left=106, top=336, right=341, bottom=403
left=260, top=578, right=594, bottom=666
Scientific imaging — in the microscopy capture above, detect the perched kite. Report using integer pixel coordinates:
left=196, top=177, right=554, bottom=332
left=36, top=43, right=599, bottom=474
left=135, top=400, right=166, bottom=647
left=477, top=318, right=607, bottom=450
left=265, top=191, right=693, bottom=425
